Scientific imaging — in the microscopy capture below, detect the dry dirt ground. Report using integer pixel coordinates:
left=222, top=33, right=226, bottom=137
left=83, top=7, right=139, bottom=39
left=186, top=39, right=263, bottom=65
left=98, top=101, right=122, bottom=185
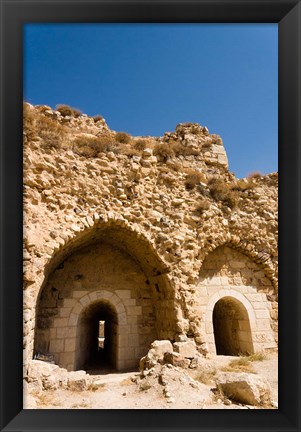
left=24, top=352, right=278, bottom=410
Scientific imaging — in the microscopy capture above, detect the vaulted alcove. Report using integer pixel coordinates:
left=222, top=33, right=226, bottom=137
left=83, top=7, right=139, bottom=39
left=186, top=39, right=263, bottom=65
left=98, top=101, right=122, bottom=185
left=213, top=296, right=254, bottom=355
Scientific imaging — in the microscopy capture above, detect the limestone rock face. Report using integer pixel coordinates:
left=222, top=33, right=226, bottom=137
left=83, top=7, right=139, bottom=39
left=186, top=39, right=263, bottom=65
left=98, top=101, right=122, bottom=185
left=27, top=360, right=62, bottom=386
left=25, top=360, right=91, bottom=391
left=216, top=372, right=272, bottom=406
left=173, top=340, right=198, bottom=359
left=163, top=351, right=191, bottom=368
left=150, top=340, right=174, bottom=356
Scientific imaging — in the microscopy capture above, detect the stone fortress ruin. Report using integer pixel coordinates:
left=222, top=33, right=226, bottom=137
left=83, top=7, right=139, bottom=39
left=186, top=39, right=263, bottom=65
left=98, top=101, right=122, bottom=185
left=23, top=103, right=278, bottom=377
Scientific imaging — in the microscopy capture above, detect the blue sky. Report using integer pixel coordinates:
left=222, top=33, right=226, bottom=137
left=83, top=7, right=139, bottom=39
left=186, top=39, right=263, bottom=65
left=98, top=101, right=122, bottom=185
left=24, top=24, right=277, bottom=178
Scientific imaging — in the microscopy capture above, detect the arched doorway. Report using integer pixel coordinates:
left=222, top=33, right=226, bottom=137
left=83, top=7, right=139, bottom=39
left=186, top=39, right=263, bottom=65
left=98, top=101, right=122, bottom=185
left=75, top=300, right=118, bottom=372
left=213, top=296, right=254, bottom=355
left=197, top=245, right=277, bottom=354
left=33, top=223, right=177, bottom=371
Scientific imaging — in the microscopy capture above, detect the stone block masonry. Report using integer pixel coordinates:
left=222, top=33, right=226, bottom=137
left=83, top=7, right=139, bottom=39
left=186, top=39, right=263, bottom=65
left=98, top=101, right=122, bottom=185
left=23, top=104, right=278, bottom=373
left=35, top=243, right=160, bottom=371
left=197, top=246, right=277, bottom=354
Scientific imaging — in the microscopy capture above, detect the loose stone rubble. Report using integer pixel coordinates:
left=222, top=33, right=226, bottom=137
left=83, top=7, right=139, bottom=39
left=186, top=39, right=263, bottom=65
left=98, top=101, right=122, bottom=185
left=23, top=103, right=278, bottom=406
left=24, top=342, right=276, bottom=409
left=140, top=339, right=200, bottom=371
left=137, top=363, right=212, bottom=406
left=138, top=340, right=273, bottom=407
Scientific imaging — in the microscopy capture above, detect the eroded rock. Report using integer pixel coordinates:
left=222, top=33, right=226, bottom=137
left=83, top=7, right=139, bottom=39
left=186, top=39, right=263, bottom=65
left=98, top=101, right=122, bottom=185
left=26, top=360, right=89, bottom=392
left=140, top=340, right=173, bottom=371
left=173, top=340, right=198, bottom=359
left=163, top=352, right=190, bottom=368
left=215, top=372, right=272, bottom=406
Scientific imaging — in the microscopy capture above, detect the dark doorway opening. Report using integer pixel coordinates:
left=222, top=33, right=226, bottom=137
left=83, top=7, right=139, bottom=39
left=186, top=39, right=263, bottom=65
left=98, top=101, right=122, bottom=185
left=75, top=300, right=118, bottom=372
left=213, top=296, right=254, bottom=356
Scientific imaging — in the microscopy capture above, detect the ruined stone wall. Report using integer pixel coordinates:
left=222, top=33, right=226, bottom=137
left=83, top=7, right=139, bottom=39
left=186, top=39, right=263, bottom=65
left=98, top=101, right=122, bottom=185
left=35, top=243, right=158, bottom=370
left=23, top=103, right=278, bottom=372
left=197, top=246, right=277, bottom=354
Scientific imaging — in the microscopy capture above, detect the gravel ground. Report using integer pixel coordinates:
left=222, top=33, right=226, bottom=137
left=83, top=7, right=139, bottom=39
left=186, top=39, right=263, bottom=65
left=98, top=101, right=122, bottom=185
left=24, top=352, right=278, bottom=409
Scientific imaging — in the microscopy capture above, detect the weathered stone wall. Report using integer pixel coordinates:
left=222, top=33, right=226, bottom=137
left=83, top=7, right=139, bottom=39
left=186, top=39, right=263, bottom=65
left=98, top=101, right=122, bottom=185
left=23, top=103, right=278, bottom=372
left=35, top=243, right=158, bottom=370
left=196, top=246, right=277, bottom=354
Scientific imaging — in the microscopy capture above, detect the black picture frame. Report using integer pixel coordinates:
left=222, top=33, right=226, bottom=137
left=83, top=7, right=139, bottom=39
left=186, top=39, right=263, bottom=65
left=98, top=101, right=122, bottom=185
left=0, top=0, right=300, bottom=431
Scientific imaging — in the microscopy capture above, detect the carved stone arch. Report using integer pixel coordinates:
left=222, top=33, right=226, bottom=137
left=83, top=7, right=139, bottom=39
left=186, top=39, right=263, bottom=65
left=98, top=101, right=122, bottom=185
left=196, top=242, right=278, bottom=354
left=197, top=234, right=277, bottom=293
left=209, top=293, right=255, bottom=355
left=40, top=215, right=171, bottom=288
left=203, top=288, right=276, bottom=354
left=33, top=217, right=177, bottom=371
left=68, top=290, right=127, bottom=328
left=68, top=291, right=129, bottom=371
left=205, top=289, right=256, bottom=324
